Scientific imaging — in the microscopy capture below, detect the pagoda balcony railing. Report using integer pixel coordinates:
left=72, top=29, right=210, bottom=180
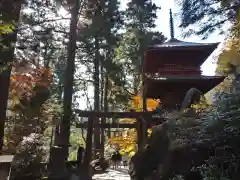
left=160, top=65, right=201, bottom=71
left=145, top=73, right=203, bottom=79
left=145, top=66, right=202, bottom=76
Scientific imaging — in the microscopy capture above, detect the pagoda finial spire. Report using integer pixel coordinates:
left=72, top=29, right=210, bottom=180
left=169, top=9, right=174, bottom=39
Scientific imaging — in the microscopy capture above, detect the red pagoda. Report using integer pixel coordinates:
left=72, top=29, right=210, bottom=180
left=143, top=9, right=225, bottom=110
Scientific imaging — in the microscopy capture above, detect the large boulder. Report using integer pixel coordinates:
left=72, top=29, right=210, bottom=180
left=128, top=118, right=209, bottom=179
left=129, top=123, right=169, bottom=180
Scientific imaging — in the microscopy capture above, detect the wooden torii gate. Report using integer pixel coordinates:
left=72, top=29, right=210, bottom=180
left=75, top=110, right=165, bottom=149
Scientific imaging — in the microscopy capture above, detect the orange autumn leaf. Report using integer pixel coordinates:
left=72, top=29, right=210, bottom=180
left=9, top=66, right=53, bottom=109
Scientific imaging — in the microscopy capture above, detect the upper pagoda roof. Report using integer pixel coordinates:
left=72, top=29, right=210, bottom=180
left=144, top=9, right=219, bottom=73
left=148, top=38, right=219, bottom=50
left=144, top=39, right=219, bottom=73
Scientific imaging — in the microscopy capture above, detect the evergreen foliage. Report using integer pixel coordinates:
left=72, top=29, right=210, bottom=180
left=115, top=0, right=165, bottom=94
left=177, top=0, right=240, bottom=38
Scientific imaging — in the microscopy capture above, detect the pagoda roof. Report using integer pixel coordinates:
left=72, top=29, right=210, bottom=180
left=144, top=9, right=220, bottom=73
left=148, top=38, right=219, bottom=50
left=144, top=42, right=219, bottom=73
left=144, top=75, right=225, bottom=99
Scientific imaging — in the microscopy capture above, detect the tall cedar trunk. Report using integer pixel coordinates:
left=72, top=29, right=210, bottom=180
left=52, top=0, right=80, bottom=168
left=106, top=73, right=111, bottom=138
left=82, top=117, right=94, bottom=179
left=0, top=0, right=23, bottom=152
left=81, top=38, right=101, bottom=179
left=101, top=72, right=109, bottom=153
left=100, top=65, right=104, bottom=111
left=93, top=37, right=100, bottom=153
left=139, top=34, right=148, bottom=149
left=100, top=64, right=105, bottom=155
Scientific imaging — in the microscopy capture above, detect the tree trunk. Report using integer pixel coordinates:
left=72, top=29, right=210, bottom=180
left=93, top=37, right=100, bottom=154
left=0, top=0, right=23, bottom=152
left=101, top=72, right=109, bottom=154
left=60, top=0, right=80, bottom=151
left=100, top=65, right=104, bottom=111
left=139, top=34, right=148, bottom=149
left=49, top=0, right=80, bottom=176
left=100, top=64, right=105, bottom=155
left=82, top=117, right=94, bottom=179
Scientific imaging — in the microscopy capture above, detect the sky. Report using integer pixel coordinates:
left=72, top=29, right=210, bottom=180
left=120, top=0, right=227, bottom=76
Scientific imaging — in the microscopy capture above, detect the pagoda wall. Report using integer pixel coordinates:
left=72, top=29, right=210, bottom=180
left=144, top=49, right=208, bottom=74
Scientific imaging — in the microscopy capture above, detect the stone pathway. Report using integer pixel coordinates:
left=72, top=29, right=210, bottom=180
left=92, top=166, right=130, bottom=180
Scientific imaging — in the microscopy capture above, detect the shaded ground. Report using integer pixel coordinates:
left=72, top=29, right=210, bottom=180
left=93, top=166, right=130, bottom=180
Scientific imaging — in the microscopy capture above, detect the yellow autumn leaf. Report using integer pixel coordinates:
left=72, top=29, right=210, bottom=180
left=125, top=145, right=134, bottom=152
left=0, top=24, right=14, bottom=34
left=119, top=149, right=125, bottom=155
left=217, top=23, right=240, bottom=75
left=130, top=96, right=159, bottom=112
left=108, top=95, right=157, bottom=158
left=129, top=151, right=136, bottom=157
left=147, top=129, right=152, bottom=137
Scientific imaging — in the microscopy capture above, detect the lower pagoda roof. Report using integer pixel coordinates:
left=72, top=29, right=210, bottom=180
left=144, top=75, right=225, bottom=99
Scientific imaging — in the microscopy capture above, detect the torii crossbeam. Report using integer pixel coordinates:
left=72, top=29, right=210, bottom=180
left=74, top=109, right=163, bottom=119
